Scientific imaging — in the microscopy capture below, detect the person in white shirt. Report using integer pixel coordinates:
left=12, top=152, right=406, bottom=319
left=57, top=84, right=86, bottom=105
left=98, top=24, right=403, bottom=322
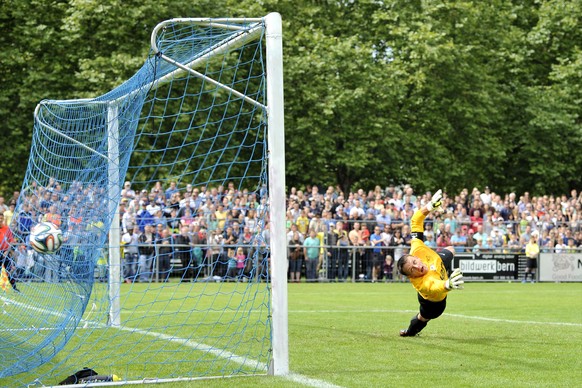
left=349, top=199, right=365, bottom=219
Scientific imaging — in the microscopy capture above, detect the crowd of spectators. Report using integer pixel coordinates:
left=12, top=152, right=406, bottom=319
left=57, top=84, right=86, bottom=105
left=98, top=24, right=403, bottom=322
left=284, top=184, right=582, bottom=282
left=117, top=181, right=582, bottom=282
left=1, top=179, right=581, bottom=284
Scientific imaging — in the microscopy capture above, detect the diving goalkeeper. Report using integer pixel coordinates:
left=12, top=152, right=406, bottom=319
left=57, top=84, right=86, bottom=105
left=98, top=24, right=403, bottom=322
left=397, top=189, right=464, bottom=337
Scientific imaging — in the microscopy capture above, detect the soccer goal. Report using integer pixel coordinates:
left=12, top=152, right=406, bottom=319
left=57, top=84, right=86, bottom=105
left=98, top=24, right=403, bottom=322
left=2, top=13, right=287, bottom=386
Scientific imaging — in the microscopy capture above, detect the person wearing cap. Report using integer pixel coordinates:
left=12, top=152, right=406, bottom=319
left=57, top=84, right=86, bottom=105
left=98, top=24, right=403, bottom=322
left=121, top=181, right=136, bottom=199
left=491, top=227, right=505, bottom=250
left=397, top=190, right=465, bottom=337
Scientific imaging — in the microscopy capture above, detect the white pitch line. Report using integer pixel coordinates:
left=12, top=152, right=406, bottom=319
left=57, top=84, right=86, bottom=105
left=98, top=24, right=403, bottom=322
left=288, top=309, right=582, bottom=327
left=443, top=312, right=582, bottom=327
left=286, top=373, right=344, bottom=388
left=1, top=295, right=342, bottom=387
left=110, top=324, right=344, bottom=388
left=118, top=308, right=582, bottom=328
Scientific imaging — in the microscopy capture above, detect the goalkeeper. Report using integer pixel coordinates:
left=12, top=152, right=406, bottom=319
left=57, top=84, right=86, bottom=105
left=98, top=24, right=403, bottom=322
left=397, top=189, right=464, bottom=337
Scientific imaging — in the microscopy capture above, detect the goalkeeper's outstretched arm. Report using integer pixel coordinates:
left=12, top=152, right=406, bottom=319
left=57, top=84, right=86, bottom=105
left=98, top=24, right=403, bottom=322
left=411, top=189, right=444, bottom=239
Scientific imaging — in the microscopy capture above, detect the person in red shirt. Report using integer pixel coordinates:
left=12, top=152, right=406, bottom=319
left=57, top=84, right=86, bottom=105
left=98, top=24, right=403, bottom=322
left=0, top=214, right=18, bottom=292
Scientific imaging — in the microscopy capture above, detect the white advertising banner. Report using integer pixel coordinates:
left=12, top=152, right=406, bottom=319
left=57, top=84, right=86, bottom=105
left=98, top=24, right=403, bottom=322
left=539, top=253, right=582, bottom=282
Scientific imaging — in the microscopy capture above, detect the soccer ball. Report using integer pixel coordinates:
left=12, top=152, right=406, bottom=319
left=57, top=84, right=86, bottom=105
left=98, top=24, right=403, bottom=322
left=30, top=222, right=63, bottom=254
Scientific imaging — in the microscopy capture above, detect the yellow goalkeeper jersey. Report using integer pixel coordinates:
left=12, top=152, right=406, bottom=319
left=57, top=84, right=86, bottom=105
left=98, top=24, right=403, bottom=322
left=409, top=210, right=450, bottom=302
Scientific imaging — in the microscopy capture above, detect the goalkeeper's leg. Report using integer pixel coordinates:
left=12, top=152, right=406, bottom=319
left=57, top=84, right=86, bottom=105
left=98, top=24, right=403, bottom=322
left=400, top=295, right=447, bottom=337
left=400, top=314, right=429, bottom=337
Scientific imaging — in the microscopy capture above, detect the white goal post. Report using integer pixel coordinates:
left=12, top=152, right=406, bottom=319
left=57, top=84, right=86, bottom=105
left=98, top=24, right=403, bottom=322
left=105, top=12, right=288, bottom=380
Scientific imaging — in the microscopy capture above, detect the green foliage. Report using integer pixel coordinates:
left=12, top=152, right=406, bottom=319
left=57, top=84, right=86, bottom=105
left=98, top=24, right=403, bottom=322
left=0, top=0, right=581, bottom=196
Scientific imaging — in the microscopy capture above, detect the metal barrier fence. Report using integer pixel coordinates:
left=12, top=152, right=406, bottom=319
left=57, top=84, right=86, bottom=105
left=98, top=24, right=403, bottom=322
left=6, top=241, right=581, bottom=284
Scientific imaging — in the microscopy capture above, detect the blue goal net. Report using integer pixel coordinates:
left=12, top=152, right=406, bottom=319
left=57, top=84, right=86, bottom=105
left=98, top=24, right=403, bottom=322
left=1, top=16, right=283, bottom=386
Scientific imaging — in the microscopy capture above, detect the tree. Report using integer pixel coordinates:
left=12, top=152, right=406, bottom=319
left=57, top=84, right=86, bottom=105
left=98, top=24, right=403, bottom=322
left=0, top=0, right=580, bottom=197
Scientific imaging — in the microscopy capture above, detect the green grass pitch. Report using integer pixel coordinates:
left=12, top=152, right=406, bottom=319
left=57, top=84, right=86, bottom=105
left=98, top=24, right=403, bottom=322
left=165, top=282, right=582, bottom=388
left=9, top=282, right=582, bottom=387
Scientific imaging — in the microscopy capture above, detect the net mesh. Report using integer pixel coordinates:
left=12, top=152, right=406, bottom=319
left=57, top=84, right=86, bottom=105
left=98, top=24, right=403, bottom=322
left=1, top=18, right=273, bottom=386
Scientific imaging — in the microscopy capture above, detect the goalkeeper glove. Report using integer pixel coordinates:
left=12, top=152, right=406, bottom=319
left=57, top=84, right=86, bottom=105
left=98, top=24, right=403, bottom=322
left=426, top=189, right=444, bottom=212
left=445, top=268, right=464, bottom=290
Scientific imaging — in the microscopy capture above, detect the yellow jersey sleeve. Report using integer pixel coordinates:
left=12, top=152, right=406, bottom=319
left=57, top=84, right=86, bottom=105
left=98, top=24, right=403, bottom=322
left=410, top=209, right=426, bottom=234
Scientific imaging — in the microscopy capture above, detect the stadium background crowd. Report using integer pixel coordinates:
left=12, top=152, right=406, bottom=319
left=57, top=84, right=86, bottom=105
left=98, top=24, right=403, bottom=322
left=1, top=180, right=581, bottom=284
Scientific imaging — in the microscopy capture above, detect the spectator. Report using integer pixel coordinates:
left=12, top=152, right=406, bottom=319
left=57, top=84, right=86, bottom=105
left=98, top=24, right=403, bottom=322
left=376, top=208, right=391, bottom=229
left=565, top=237, right=577, bottom=253
left=425, top=232, right=437, bottom=249
left=0, top=214, right=17, bottom=291
left=554, top=237, right=566, bottom=253
left=483, top=236, right=494, bottom=251
left=295, top=209, right=310, bottom=237
left=465, top=230, right=476, bottom=252
left=206, top=229, right=224, bottom=277
left=4, top=201, right=16, bottom=229
left=520, top=224, right=533, bottom=243
left=381, top=224, right=393, bottom=247
left=507, top=233, right=521, bottom=253
left=472, top=224, right=486, bottom=244
left=136, top=202, right=154, bottom=232
left=43, top=205, right=62, bottom=228
left=121, top=225, right=140, bottom=283
left=225, top=248, right=238, bottom=280
left=165, top=181, right=178, bottom=200
left=121, top=181, right=136, bottom=199
left=180, top=207, right=195, bottom=227
left=235, top=246, right=246, bottom=280
left=443, top=209, right=458, bottom=234
left=325, top=222, right=339, bottom=282
left=174, top=225, right=194, bottom=281
left=137, top=224, right=156, bottom=282
left=451, top=228, right=467, bottom=253
left=245, top=209, right=258, bottom=233
left=349, top=199, right=365, bottom=219
left=303, top=229, right=320, bottom=283
left=470, top=209, right=483, bottom=232
left=14, top=244, right=33, bottom=282
left=336, top=229, right=350, bottom=282
left=17, top=203, right=34, bottom=240
left=491, top=228, right=505, bottom=250
left=523, top=235, right=540, bottom=283
left=436, top=224, right=452, bottom=248
left=288, top=229, right=304, bottom=283
left=221, top=226, right=236, bottom=250
left=215, top=204, right=228, bottom=231
left=0, top=197, right=8, bottom=215
left=231, top=221, right=242, bottom=241
left=156, top=229, right=173, bottom=281
left=383, top=255, right=394, bottom=282
left=309, top=213, right=326, bottom=235
left=472, top=237, right=484, bottom=254
left=360, top=223, right=371, bottom=279
left=370, top=226, right=384, bottom=282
